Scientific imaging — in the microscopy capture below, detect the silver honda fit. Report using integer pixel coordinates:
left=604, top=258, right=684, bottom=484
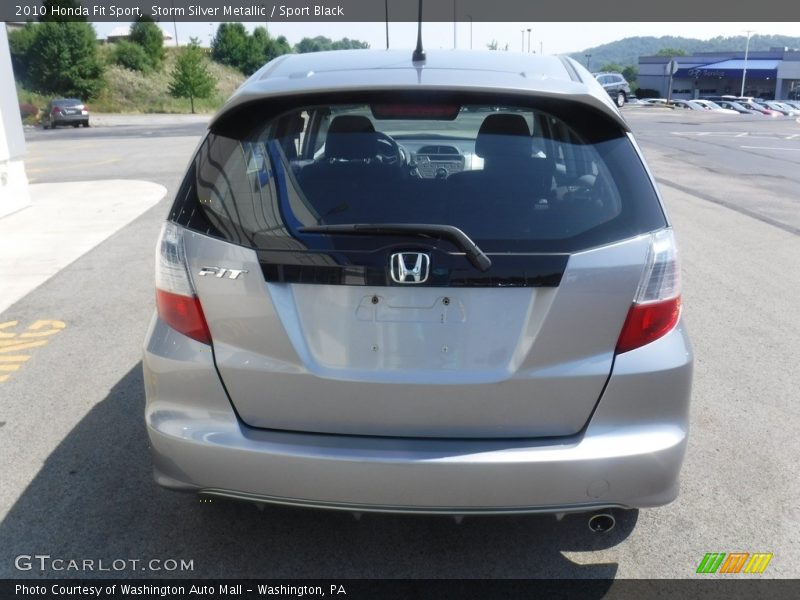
left=143, top=49, right=692, bottom=518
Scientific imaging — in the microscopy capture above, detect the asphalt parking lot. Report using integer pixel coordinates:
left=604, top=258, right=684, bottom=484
left=1, top=109, right=798, bottom=579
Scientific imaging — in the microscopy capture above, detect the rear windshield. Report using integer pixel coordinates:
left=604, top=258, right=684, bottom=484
left=55, top=99, right=82, bottom=106
left=173, top=93, right=665, bottom=253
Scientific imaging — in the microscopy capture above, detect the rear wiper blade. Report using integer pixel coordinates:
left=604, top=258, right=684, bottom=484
left=298, top=223, right=492, bottom=272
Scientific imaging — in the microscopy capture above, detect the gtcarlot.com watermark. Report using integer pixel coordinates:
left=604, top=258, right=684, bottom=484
left=14, top=554, right=194, bottom=573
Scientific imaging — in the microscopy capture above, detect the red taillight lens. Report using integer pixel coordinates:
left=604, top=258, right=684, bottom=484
left=156, top=289, right=211, bottom=344
left=52, top=107, right=61, bottom=113
left=155, top=222, right=212, bottom=345
left=615, top=230, right=682, bottom=354
left=615, top=297, right=681, bottom=354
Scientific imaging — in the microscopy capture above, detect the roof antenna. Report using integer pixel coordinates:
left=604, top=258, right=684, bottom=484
left=412, top=0, right=426, bottom=63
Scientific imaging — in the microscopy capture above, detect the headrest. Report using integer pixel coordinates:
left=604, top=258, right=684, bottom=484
left=474, top=114, right=532, bottom=160
left=325, top=115, right=378, bottom=160
left=328, top=115, right=375, bottom=134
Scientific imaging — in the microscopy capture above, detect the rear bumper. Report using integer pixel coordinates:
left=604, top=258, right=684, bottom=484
left=143, top=315, right=692, bottom=513
left=51, top=113, right=88, bottom=125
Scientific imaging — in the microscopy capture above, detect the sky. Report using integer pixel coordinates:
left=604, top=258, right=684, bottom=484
left=91, top=21, right=800, bottom=55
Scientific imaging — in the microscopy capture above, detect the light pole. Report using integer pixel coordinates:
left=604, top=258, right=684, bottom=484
left=527, top=28, right=531, bottom=53
left=740, top=30, right=754, bottom=97
left=260, top=4, right=268, bottom=34
left=521, top=30, right=525, bottom=52
left=170, top=0, right=179, bottom=46
left=385, top=0, right=389, bottom=49
left=585, top=54, right=592, bottom=71
left=467, top=15, right=472, bottom=50
left=453, top=0, right=457, bottom=49
left=540, top=41, right=543, bottom=55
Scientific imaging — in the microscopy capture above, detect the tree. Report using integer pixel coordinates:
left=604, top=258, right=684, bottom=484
left=211, top=23, right=251, bottom=70
left=169, top=38, right=215, bottom=114
left=486, top=40, right=508, bottom=51
left=26, top=21, right=104, bottom=99
left=211, top=24, right=292, bottom=75
left=252, top=29, right=292, bottom=68
left=655, top=48, right=689, bottom=57
left=8, top=23, right=38, bottom=83
left=599, top=62, right=625, bottom=73
left=129, top=16, right=166, bottom=71
left=621, top=65, right=638, bottom=84
left=294, top=36, right=330, bottom=54
left=294, top=35, right=369, bottom=53
left=243, top=27, right=271, bottom=74
left=110, top=40, right=151, bottom=72
left=330, top=38, right=369, bottom=50
left=270, top=35, right=293, bottom=60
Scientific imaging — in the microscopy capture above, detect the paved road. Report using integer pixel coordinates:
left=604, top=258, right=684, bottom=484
left=23, top=117, right=209, bottom=185
left=1, top=112, right=798, bottom=579
left=625, top=108, right=800, bottom=233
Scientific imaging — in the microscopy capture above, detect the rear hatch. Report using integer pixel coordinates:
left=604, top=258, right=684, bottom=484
left=171, top=92, right=666, bottom=438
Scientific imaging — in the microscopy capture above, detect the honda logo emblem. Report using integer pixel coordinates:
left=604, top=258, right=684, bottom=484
left=390, top=252, right=430, bottom=284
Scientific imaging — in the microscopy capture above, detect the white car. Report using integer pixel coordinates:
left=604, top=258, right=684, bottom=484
left=691, top=100, right=739, bottom=114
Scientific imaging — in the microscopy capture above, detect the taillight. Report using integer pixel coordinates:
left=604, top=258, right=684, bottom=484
left=616, top=230, right=681, bottom=354
left=155, top=222, right=211, bottom=344
left=52, top=107, right=61, bottom=114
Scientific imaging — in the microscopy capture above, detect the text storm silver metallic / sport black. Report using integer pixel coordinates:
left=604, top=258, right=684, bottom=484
left=143, top=49, right=693, bottom=516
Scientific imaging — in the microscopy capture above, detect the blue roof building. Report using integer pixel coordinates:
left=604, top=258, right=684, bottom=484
left=638, top=49, right=800, bottom=100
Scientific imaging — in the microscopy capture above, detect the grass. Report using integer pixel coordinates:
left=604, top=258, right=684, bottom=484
left=16, top=46, right=246, bottom=117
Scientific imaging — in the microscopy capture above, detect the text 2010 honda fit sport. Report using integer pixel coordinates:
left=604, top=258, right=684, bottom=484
left=143, top=50, right=692, bottom=516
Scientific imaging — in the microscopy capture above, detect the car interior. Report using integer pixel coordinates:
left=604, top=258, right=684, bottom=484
left=196, top=102, right=630, bottom=250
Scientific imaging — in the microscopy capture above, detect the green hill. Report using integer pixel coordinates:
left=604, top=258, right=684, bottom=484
left=90, top=46, right=245, bottom=113
left=16, top=46, right=246, bottom=115
left=570, top=35, right=800, bottom=70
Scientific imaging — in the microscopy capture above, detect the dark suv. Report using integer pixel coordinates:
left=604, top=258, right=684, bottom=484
left=593, top=73, right=631, bottom=108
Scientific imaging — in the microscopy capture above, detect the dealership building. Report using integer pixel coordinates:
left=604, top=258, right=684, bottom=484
left=637, top=48, right=800, bottom=100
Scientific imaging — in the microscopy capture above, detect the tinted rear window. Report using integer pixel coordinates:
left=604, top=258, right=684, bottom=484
left=172, top=92, right=665, bottom=254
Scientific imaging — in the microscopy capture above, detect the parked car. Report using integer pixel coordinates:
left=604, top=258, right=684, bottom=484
left=759, top=101, right=795, bottom=116
left=144, top=49, right=692, bottom=523
left=715, top=100, right=760, bottom=114
left=672, top=100, right=706, bottom=111
left=769, top=101, right=800, bottom=116
left=42, top=98, right=89, bottom=129
left=625, top=95, right=648, bottom=105
left=782, top=100, right=800, bottom=111
left=691, top=99, right=739, bottom=114
left=593, top=72, right=631, bottom=107
left=737, top=100, right=780, bottom=117
left=643, top=98, right=669, bottom=105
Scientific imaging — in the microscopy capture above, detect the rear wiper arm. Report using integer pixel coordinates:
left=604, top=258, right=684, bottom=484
left=298, top=223, right=492, bottom=272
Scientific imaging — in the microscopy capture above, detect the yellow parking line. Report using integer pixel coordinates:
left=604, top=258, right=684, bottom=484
left=20, top=320, right=66, bottom=337
left=0, top=320, right=65, bottom=382
left=0, top=355, right=31, bottom=363
left=0, top=321, right=18, bottom=338
left=0, top=340, right=48, bottom=353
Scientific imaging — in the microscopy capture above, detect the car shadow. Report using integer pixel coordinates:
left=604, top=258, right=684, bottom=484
left=0, top=363, right=636, bottom=582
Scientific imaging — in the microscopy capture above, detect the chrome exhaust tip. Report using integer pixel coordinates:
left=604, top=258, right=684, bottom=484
left=588, top=512, right=616, bottom=533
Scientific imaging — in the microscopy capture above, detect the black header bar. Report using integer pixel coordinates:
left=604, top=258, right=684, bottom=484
left=4, top=0, right=800, bottom=23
